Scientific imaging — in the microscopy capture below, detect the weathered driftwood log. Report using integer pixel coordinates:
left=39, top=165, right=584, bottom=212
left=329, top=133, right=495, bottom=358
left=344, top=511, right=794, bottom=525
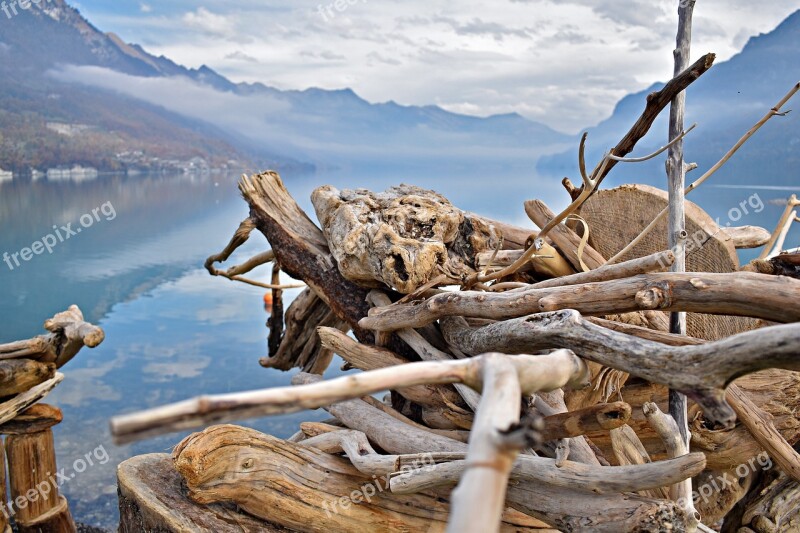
left=760, top=194, right=800, bottom=260
left=110, top=351, right=589, bottom=443
left=0, top=359, right=56, bottom=397
left=439, top=310, right=800, bottom=428
left=607, top=424, right=670, bottom=500
left=506, top=486, right=690, bottom=532
left=311, top=184, right=502, bottom=293
left=392, top=452, right=705, bottom=497
left=173, top=425, right=549, bottom=532
left=239, top=172, right=377, bottom=344
left=260, top=287, right=348, bottom=374
left=726, top=384, right=800, bottom=481
left=0, top=306, right=103, bottom=368
left=118, top=453, right=290, bottom=532
left=5, top=405, right=76, bottom=533
left=588, top=319, right=800, bottom=475
left=722, top=226, right=772, bottom=249
left=0, top=374, right=63, bottom=426
left=721, top=468, right=800, bottom=532
left=361, top=271, right=800, bottom=332
left=575, top=184, right=759, bottom=340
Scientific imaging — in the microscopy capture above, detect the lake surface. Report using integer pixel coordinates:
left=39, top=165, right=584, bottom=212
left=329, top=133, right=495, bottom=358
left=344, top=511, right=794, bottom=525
left=0, top=167, right=796, bottom=529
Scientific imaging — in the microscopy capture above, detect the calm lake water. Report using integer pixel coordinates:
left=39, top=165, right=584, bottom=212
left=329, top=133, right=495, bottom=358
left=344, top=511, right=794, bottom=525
left=0, top=167, right=796, bottom=529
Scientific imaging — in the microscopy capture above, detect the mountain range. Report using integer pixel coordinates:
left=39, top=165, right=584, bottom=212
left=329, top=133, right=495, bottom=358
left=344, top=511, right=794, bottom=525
left=0, top=0, right=797, bottom=185
left=538, top=10, right=800, bottom=191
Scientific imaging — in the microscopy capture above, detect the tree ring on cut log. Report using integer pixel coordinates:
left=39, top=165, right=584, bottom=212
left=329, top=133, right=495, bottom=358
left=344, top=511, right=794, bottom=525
left=312, top=184, right=501, bottom=293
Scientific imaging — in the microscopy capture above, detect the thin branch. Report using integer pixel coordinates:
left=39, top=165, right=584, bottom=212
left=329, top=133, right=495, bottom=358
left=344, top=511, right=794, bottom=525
left=608, top=82, right=800, bottom=265
left=761, top=194, right=800, bottom=259
left=608, top=123, right=696, bottom=162
left=109, top=351, right=589, bottom=444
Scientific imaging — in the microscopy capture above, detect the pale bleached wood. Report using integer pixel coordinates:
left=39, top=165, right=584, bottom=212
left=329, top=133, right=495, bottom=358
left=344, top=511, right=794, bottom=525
left=118, top=453, right=287, bottom=532
left=666, top=0, right=695, bottom=477
left=722, top=225, right=772, bottom=249
left=760, top=194, right=800, bottom=259
left=768, top=208, right=798, bottom=259
left=527, top=250, right=674, bottom=289
left=391, top=452, right=705, bottom=496
left=447, top=354, right=521, bottom=533
left=609, top=425, right=669, bottom=500
left=359, top=395, right=469, bottom=442
left=298, top=429, right=466, bottom=476
left=293, top=374, right=468, bottom=456
left=643, top=402, right=700, bottom=529
left=438, top=309, right=800, bottom=428
left=360, top=271, right=800, bottom=332
left=530, top=390, right=601, bottom=466
left=111, top=351, right=588, bottom=444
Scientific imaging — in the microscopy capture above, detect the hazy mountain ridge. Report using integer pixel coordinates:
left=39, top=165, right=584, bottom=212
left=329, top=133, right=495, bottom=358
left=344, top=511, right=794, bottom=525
left=537, top=10, right=800, bottom=190
left=0, top=0, right=797, bottom=179
left=0, top=0, right=574, bottom=173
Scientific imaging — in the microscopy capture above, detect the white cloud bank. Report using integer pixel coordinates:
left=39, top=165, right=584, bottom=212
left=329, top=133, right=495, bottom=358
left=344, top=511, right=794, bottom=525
left=78, top=0, right=800, bottom=132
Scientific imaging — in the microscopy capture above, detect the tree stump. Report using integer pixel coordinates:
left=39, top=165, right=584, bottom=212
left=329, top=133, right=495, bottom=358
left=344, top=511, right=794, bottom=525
left=3, top=405, right=76, bottom=533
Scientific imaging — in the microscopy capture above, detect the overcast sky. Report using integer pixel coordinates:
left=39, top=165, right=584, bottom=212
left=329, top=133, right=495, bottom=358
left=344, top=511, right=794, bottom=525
left=72, top=0, right=799, bottom=133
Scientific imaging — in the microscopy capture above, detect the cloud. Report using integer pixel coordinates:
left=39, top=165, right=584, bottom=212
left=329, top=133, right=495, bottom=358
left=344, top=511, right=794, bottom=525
left=182, top=7, right=236, bottom=38
left=225, top=50, right=258, bottom=62
left=139, top=3, right=152, bottom=13
left=59, top=0, right=800, bottom=132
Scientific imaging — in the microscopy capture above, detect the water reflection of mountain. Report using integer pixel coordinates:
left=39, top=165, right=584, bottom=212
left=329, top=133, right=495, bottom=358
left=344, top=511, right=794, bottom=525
left=0, top=173, right=252, bottom=339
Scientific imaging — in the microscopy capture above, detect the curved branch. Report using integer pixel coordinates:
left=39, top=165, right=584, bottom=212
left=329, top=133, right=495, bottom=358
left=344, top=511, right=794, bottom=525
left=440, top=310, right=800, bottom=428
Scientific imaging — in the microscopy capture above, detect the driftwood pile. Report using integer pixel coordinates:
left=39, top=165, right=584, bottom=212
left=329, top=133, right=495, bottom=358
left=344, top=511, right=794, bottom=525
left=109, top=161, right=800, bottom=532
left=0, top=306, right=104, bottom=533
left=109, top=36, right=800, bottom=531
